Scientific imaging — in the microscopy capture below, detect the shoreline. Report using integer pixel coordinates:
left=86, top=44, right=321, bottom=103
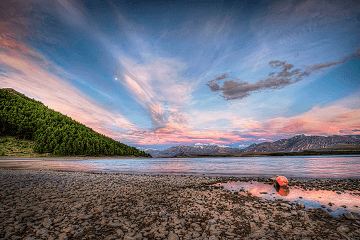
left=1, top=169, right=359, bottom=239
left=0, top=156, right=149, bottom=161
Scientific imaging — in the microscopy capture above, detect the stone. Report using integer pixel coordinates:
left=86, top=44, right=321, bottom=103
left=35, top=228, right=49, bottom=237
left=58, top=233, right=68, bottom=240
left=105, top=235, right=118, bottom=240
left=73, top=231, right=84, bottom=237
left=343, top=212, right=355, bottom=220
left=337, top=226, right=349, bottom=233
left=43, top=218, right=52, bottom=229
left=190, top=223, right=202, bottom=232
left=79, top=214, right=92, bottom=220
left=124, top=235, right=136, bottom=240
left=116, top=229, right=124, bottom=237
left=209, top=236, right=219, bottom=240
left=108, top=222, right=122, bottom=227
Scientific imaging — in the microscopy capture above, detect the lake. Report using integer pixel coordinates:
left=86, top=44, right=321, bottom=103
left=1, top=155, right=359, bottom=179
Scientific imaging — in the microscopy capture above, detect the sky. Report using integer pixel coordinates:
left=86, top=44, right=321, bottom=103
left=0, top=0, right=360, bottom=150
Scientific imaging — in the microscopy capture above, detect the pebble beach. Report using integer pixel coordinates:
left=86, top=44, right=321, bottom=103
left=1, top=169, right=360, bottom=240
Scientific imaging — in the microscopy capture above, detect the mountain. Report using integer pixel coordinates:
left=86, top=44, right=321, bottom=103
left=145, top=134, right=360, bottom=157
left=0, top=88, right=151, bottom=157
left=145, top=145, right=244, bottom=158
left=243, top=134, right=360, bottom=153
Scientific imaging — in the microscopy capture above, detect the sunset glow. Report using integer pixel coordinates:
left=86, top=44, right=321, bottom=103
left=1, top=0, right=359, bottom=149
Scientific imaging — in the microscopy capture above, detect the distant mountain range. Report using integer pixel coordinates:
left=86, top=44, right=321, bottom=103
left=144, top=134, right=360, bottom=158
left=144, top=144, right=243, bottom=158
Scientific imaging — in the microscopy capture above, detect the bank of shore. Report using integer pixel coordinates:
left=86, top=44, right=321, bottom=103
left=1, top=169, right=359, bottom=240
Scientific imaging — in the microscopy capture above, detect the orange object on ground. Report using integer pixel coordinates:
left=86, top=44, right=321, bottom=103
left=276, top=176, right=289, bottom=187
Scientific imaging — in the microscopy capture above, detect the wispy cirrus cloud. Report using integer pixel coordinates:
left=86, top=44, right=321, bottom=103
left=119, top=57, right=192, bottom=132
left=0, top=26, right=137, bottom=141
left=207, top=47, right=360, bottom=101
left=305, top=47, right=360, bottom=71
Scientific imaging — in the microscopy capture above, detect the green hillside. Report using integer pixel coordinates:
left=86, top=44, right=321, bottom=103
left=0, top=88, right=151, bottom=158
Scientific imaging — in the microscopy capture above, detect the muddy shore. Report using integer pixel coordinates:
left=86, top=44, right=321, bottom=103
left=1, top=169, right=359, bottom=240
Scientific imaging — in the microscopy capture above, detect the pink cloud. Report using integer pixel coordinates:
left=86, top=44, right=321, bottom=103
left=0, top=31, right=138, bottom=142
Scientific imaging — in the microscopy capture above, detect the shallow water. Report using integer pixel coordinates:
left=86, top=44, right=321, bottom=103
left=215, top=181, right=360, bottom=218
left=1, top=155, right=360, bottom=179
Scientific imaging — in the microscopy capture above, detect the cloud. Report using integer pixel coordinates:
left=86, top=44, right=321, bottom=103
left=339, top=130, right=344, bottom=133
left=264, top=95, right=360, bottom=136
left=207, top=46, right=360, bottom=101
left=353, top=129, right=360, bottom=132
left=258, top=138, right=267, bottom=141
left=305, top=48, right=360, bottom=71
left=238, top=144, right=249, bottom=148
left=120, top=57, right=192, bottom=131
left=207, top=61, right=310, bottom=100
left=0, top=29, right=138, bottom=142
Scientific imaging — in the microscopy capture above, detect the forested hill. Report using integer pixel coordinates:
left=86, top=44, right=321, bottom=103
left=0, top=88, right=151, bottom=157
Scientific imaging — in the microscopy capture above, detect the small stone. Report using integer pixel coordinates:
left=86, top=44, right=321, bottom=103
left=95, top=206, right=104, bottom=213
left=79, top=214, right=92, bottom=220
left=116, top=229, right=124, bottom=237
left=209, top=236, right=219, bottom=240
left=208, top=219, right=217, bottom=224
left=36, top=228, right=48, bottom=237
left=124, top=235, right=136, bottom=240
left=108, top=222, right=122, bottom=227
left=62, top=226, right=73, bottom=233
left=337, top=226, right=349, bottom=233
left=73, top=231, right=84, bottom=237
left=343, top=212, right=355, bottom=220
left=58, top=233, right=68, bottom=240
left=105, top=235, right=118, bottom=240
left=167, top=232, right=179, bottom=240
left=43, top=218, right=52, bottom=229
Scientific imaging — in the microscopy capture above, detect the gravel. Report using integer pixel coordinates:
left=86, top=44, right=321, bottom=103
left=0, top=169, right=359, bottom=239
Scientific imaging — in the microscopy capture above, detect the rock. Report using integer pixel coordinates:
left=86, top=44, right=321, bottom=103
left=62, top=226, right=73, bottom=233
left=208, top=219, right=217, bottom=224
left=95, top=206, right=104, bottom=213
left=79, top=214, right=92, bottom=220
left=73, top=231, right=84, bottom=237
left=35, top=228, right=48, bottom=237
left=209, top=236, right=219, bottom=240
left=168, top=232, right=179, bottom=240
left=275, top=176, right=289, bottom=187
left=343, top=212, right=355, bottom=220
left=124, top=235, right=136, bottom=240
left=58, top=233, right=68, bottom=240
left=116, top=229, right=124, bottom=237
left=337, top=226, right=349, bottom=233
left=105, top=235, right=118, bottom=240
left=249, top=222, right=259, bottom=232
left=108, top=222, right=122, bottom=227
left=43, top=218, right=52, bottom=229
left=190, top=223, right=202, bottom=232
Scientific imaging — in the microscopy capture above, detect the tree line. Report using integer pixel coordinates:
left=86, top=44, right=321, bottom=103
left=0, top=88, right=151, bottom=157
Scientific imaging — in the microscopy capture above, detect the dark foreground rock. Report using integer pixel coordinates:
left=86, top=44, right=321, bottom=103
left=0, top=169, right=359, bottom=240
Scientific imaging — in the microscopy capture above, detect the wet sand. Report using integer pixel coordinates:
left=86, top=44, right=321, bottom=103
left=1, top=168, right=359, bottom=240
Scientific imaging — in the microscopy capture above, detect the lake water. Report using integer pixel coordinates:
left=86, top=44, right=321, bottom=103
left=53, top=155, right=360, bottom=179
left=2, top=155, right=359, bottom=179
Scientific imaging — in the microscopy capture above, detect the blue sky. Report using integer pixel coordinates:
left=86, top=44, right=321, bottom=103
left=1, top=0, right=359, bottom=150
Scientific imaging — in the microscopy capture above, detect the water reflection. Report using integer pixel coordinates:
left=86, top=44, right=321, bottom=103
left=274, top=184, right=290, bottom=196
left=216, top=181, right=360, bottom=217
